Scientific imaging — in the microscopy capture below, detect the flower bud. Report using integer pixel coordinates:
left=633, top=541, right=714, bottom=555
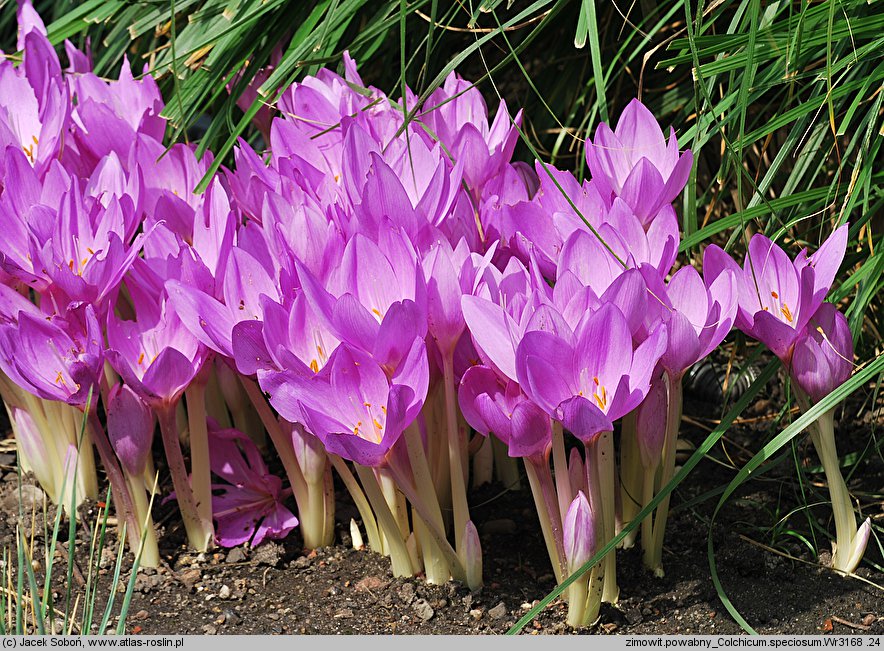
left=107, top=383, right=155, bottom=476
left=563, top=491, right=596, bottom=573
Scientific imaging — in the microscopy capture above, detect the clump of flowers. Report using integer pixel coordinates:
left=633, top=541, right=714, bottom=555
left=0, top=0, right=868, bottom=625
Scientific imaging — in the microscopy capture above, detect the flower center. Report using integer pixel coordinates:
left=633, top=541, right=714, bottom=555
left=593, top=376, right=608, bottom=411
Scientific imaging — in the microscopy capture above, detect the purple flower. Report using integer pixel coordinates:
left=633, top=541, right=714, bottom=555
left=458, top=365, right=551, bottom=458
left=295, top=229, right=427, bottom=373
left=516, top=303, right=667, bottom=441
left=586, top=99, right=693, bottom=225
left=258, top=339, right=428, bottom=467
left=791, top=303, right=853, bottom=403
left=0, top=16, right=67, bottom=177
left=0, top=304, right=103, bottom=407
left=421, top=72, right=522, bottom=197
left=106, top=296, right=207, bottom=407
left=704, top=224, right=848, bottom=361
left=208, top=425, right=298, bottom=547
left=106, top=382, right=155, bottom=476
left=563, top=490, right=595, bottom=572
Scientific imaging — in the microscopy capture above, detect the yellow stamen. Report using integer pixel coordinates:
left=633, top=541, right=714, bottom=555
left=771, top=291, right=779, bottom=300
left=137, top=352, right=145, bottom=365
left=309, top=359, right=319, bottom=373
left=371, top=308, right=382, bottom=318
left=781, top=303, right=793, bottom=323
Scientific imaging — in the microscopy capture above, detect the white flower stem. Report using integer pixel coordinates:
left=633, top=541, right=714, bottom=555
left=523, top=456, right=567, bottom=584
left=355, top=464, right=414, bottom=577
left=644, top=372, right=683, bottom=577
left=185, top=380, right=214, bottom=548
left=156, top=402, right=213, bottom=551
left=583, top=440, right=607, bottom=621
left=402, top=423, right=451, bottom=584
left=552, top=422, right=572, bottom=521
left=442, top=355, right=471, bottom=559
left=619, top=411, right=642, bottom=549
left=801, top=401, right=859, bottom=572
left=329, top=455, right=381, bottom=551
left=595, top=430, right=618, bottom=603
left=124, top=472, right=159, bottom=568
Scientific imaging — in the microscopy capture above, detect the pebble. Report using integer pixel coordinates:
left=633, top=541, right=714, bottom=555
left=226, top=548, right=248, bottom=564
left=134, top=610, right=149, bottom=621
left=252, top=542, right=284, bottom=567
left=863, top=614, right=876, bottom=627
left=470, top=608, right=483, bottom=620
left=413, top=599, right=434, bottom=622
left=202, top=625, right=217, bottom=635
left=334, top=608, right=354, bottom=619
left=488, top=603, right=507, bottom=620
left=399, top=583, right=415, bottom=605
left=355, top=576, right=387, bottom=592
left=219, top=585, right=232, bottom=599
left=178, top=569, right=202, bottom=590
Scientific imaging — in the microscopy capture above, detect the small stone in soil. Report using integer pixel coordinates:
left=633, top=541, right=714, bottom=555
left=413, top=599, right=434, bottom=621
left=863, top=614, right=876, bottom=626
left=178, top=569, right=201, bottom=590
left=470, top=609, right=483, bottom=620
left=488, top=603, right=507, bottom=620
left=134, top=610, right=149, bottom=621
left=252, top=542, right=283, bottom=567
left=399, top=583, right=415, bottom=604
left=226, top=547, right=248, bottom=564
left=355, top=576, right=387, bottom=592
left=219, top=585, right=232, bottom=599
left=202, top=625, right=217, bottom=635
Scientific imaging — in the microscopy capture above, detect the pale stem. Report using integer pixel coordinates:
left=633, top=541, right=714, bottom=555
left=442, top=355, right=471, bottom=557
left=595, top=430, right=619, bottom=603
left=619, top=411, right=642, bottom=549
left=385, top=451, right=467, bottom=581
left=87, top=411, right=145, bottom=555
left=355, top=464, right=415, bottom=577
left=552, top=421, right=572, bottom=522
left=237, top=377, right=336, bottom=546
left=805, top=404, right=859, bottom=572
left=471, top=435, right=493, bottom=488
left=403, top=423, right=451, bottom=583
left=565, top=571, right=591, bottom=628
left=583, top=440, right=606, bottom=620
left=156, top=401, right=213, bottom=551
left=62, top=402, right=98, bottom=501
left=204, top=365, right=232, bottom=429
left=523, top=456, right=567, bottom=585
left=329, top=455, right=381, bottom=552
left=641, top=466, right=656, bottom=557
left=378, top=467, right=410, bottom=539
left=491, top=436, right=521, bottom=490
left=646, top=372, right=683, bottom=577
left=124, top=473, right=159, bottom=568
left=185, top=381, right=214, bottom=545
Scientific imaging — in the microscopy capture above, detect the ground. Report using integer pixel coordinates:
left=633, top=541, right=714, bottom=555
left=1, top=373, right=882, bottom=635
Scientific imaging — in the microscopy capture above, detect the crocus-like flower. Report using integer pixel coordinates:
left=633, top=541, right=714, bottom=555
left=106, top=382, right=155, bottom=477
left=586, top=99, right=692, bottom=225
left=791, top=303, right=853, bottom=402
left=0, top=305, right=103, bottom=407
left=420, top=71, right=522, bottom=198
left=106, top=298, right=207, bottom=407
left=259, top=339, right=428, bottom=467
left=704, top=224, right=848, bottom=361
left=516, top=303, right=667, bottom=442
left=458, top=365, right=551, bottom=458
left=209, top=425, right=298, bottom=547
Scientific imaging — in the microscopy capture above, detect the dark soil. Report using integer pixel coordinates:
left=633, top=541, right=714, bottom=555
left=1, top=374, right=883, bottom=635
